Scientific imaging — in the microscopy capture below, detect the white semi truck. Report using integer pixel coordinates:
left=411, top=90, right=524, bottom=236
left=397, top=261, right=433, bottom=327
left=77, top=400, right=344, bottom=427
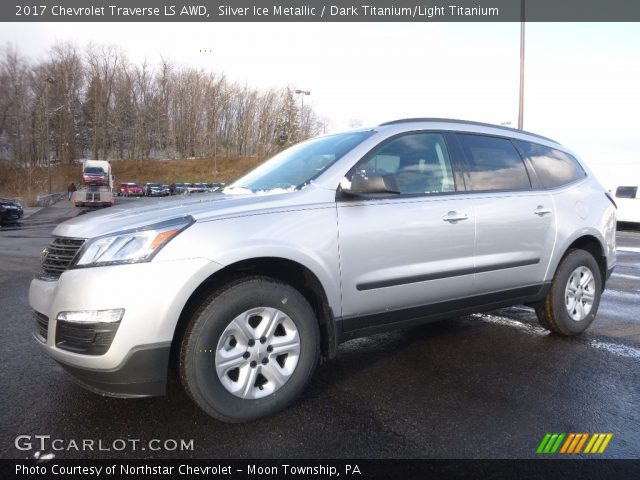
left=73, top=160, right=115, bottom=208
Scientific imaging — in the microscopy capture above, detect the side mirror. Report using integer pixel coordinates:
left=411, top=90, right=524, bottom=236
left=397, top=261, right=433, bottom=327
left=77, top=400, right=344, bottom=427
left=342, top=172, right=400, bottom=196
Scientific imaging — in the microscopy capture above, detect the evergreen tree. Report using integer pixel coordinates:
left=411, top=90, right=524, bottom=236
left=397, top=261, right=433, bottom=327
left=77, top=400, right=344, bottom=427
left=274, top=87, right=299, bottom=149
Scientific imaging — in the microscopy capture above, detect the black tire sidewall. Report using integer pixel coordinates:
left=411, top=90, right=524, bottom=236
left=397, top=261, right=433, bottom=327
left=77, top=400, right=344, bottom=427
left=551, top=250, right=602, bottom=335
left=181, top=279, right=319, bottom=422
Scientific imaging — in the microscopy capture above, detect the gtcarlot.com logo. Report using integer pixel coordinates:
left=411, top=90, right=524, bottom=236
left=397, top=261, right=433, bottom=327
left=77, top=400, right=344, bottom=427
left=536, top=433, right=613, bottom=455
left=14, top=435, right=194, bottom=452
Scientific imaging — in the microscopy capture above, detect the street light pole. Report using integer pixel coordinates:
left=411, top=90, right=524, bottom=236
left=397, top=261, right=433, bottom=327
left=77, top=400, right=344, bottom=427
left=294, top=89, right=310, bottom=134
left=517, top=0, right=525, bottom=130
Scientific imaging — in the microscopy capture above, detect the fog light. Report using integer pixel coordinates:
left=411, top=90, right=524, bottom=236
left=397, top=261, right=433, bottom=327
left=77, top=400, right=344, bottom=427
left=56, top=309, right=124, bottom=324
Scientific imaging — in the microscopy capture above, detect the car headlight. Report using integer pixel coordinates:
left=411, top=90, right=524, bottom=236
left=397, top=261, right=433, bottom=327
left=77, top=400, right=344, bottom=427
left=74, top=216, right=194, bottom=267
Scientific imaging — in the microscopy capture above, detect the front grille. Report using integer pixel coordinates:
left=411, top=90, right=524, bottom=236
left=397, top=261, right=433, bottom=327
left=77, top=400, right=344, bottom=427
left=55, top=321, right=119, bottom=355
left=87, top=191, right=101, bottom=201
left=40, top=237, right=85, bottom=280
left=34, top=311, right=49, bottom=340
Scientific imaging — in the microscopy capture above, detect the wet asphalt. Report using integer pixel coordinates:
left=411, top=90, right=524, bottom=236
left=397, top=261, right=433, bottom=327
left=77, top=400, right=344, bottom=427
left=0, top=200, right=639, bottom=460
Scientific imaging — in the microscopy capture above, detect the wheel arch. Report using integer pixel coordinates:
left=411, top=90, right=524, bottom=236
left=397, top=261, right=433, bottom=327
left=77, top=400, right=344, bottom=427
left=551, top=234, right=608, bottom=291
left=170, top=257, right=339, bottom=369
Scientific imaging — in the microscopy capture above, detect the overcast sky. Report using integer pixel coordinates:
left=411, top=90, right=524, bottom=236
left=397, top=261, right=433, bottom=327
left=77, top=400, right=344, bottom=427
left=1, top=21, right=638, bottom=187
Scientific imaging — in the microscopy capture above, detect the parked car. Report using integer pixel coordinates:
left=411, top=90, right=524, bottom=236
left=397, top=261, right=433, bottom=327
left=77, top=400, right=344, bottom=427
left=187, top=183, right=207, bottom=194
left=170, top=183, right=189, bottom=195
left=30, top=119, right=616, bottom=423
left=612, top=184, right=640, bottom=224
left=118, top=182, right=144, bottom=197
left=144, top=183, right=171, bottom=197
left=0, top=197, right=24, bottom=225
left=205, top=183, right=225, bottom=193
left=82, top=166, right=109, bottom=186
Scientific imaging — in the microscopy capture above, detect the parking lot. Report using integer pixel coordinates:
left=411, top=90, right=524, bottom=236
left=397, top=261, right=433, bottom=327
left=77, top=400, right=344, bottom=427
left=1, top=198, right=639, bottom=459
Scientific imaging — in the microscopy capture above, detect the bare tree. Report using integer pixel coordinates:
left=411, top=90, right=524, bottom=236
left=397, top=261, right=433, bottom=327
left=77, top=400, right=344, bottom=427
left=47, top=43, right=84, bottom=164
left=0, top=45, right=31, bottom=166
left=0, top=41, right=322, bottom=166
left=85, top=43, right=121, bottom=159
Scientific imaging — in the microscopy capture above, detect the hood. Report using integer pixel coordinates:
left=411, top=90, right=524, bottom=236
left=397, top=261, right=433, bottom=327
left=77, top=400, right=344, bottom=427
left=0, top=198, right=22, bottom=207
left=53, top=183, right=334, bottom=239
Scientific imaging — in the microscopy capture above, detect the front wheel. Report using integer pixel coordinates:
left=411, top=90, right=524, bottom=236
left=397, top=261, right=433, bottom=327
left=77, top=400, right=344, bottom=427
left=535, top=249, right=602, bottom=336
left=179, top=278, right=320, bottom=422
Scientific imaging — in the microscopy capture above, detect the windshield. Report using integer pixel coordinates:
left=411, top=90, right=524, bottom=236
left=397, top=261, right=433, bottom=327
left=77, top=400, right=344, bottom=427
left=85, top=167, right=105, bottom=174
left=227, top=130, right=374, bottom=193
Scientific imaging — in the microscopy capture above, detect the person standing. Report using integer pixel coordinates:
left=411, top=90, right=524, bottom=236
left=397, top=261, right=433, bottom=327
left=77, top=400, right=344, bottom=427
left=67, top=182, right=77, bottom=201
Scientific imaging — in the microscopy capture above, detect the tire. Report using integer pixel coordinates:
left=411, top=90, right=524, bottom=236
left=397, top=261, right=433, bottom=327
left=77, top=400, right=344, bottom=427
left=535, top=249, right=602, bottom=336
left=179, top=277, right=320, bottom=422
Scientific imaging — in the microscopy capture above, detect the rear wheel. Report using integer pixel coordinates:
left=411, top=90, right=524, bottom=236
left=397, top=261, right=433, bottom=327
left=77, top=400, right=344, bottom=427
left=535, top=249, right=602, bottom=336
left=179, top=277, right=320, bottom=422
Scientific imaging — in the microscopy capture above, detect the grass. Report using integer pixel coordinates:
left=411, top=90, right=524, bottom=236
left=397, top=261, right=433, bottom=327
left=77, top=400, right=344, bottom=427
left=0, top=156, right=264, bottom=206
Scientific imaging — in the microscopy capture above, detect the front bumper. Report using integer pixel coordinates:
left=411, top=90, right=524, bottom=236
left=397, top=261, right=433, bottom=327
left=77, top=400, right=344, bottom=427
left=46, top=342, right=170, bottom=397
left=29, top=256, right=223, bottom=396
left=1, top=209, right=23, bottom=222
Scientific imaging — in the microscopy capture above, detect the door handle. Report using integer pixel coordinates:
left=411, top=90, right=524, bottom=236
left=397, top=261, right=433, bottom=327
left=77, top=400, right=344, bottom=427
left=533, top=206, right=552, bottom=216
left=442, top=211, right=469, bottom=223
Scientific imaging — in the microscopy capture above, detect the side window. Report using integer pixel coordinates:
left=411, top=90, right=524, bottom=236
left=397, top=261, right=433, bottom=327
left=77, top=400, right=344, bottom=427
left=457, top=134, right=531, bottom=191
left=350, top=133, right=455, bottom=195
left=615, top=186, right=638, bottom=199
left=515, top=140, right=586, bottom=189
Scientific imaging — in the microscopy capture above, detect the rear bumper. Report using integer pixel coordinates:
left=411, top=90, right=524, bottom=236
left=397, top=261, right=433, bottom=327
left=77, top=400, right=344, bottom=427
left=49, top=342, right=171, bottom=398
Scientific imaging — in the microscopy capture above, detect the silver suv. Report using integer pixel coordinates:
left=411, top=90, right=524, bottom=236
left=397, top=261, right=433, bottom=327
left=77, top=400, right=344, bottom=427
left=30, top=119, right=617, bottom=422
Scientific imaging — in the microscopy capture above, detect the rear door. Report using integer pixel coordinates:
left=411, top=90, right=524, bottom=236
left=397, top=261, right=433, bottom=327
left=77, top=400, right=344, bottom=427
left=454, top=133, right=555, bottom=294
left=337, top=132, right=476, bottom=332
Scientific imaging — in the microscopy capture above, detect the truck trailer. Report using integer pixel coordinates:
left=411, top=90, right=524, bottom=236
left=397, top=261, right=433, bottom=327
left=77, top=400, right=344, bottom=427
left=73, top=160, right=115, bottom=208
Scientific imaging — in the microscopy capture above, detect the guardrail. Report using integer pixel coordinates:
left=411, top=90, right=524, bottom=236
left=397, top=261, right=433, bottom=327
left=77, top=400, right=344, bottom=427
left=36, top=192, right=65, bottom=207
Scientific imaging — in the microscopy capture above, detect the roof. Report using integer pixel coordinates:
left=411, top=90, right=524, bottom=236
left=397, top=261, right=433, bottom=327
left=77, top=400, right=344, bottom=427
left=378, top=118, right=560, bottom=145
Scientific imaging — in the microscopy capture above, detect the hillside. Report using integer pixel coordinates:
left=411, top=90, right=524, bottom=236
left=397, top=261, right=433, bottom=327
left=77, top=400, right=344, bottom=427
left=0, top=156, right=264, bottom=206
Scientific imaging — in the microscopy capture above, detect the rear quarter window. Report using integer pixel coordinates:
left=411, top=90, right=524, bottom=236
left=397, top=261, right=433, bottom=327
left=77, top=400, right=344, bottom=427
left=456, top=134, right=531, bottom=191
left=515, top=140, right=586, bottom=189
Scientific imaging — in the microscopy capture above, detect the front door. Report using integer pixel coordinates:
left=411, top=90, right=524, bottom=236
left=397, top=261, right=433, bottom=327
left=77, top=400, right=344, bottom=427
left=336, top=132, right=476, bottom=332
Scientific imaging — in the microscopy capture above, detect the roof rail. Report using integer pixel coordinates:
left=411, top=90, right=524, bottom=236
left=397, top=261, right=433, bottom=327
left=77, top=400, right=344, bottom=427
left=378, top=118, right=560, bottom=144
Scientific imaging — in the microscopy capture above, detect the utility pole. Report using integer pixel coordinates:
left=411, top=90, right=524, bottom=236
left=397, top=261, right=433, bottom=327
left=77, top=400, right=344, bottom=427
left=518, top=0, right=525, bottom=130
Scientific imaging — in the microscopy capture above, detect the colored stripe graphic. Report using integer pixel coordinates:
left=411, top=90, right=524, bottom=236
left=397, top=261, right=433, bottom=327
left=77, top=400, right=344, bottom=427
left=584, top=433, right=614, bottom=454
left=560, top=433, right=575, bottom=453
left=537, top=433, right=613, bottom=454
left=574, top=433, right=589, bottom=453
left=562, top=433, right=588, bottom=454
left=591, top=434, right=606, bottom=453
left=537, top=433, right=565, bottom=454
left=550, top=434, right=565, bottom=453
left=584, top=434, right=599, bottom=453
left=536, top=434, right=552, bottom=454
left=598, top=433, right=613, bottom=453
